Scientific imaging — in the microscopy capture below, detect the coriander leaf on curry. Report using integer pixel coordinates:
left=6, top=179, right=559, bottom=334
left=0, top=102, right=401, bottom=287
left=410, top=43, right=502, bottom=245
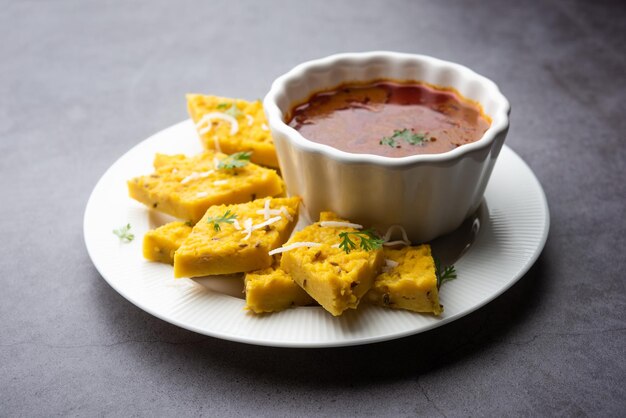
left=288, top=80, right=490, bottom=157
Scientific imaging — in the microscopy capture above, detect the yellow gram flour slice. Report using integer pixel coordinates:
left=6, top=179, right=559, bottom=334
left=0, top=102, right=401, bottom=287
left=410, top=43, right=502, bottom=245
left=187, top=94, right=278, bottom=168
left=173, top=197, right=300, bottom=278
left=278, top=212, right=384, bottom=316
left=127, top=150, right=284, bottom=223
left=244, top=265, right=315, bottom=314
left=366, top=245, right=442, bottom=315
left=142, top=221, right=192, bottom=265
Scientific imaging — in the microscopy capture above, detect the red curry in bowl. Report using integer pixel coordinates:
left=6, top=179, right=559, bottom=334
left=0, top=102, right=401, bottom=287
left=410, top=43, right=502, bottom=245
left=287, top=80, right=491, bottom=157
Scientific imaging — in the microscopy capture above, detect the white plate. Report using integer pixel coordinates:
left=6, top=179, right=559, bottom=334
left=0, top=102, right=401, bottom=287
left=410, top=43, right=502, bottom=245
left=84, top=120, right=549, bottom=348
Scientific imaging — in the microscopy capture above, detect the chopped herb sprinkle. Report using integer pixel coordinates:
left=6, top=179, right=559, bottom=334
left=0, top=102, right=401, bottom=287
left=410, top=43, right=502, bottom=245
left=217, top=151, right=252, bottom=169
left=206, top=209, right=237, bottom=231
left=435, top=259, right=457, bottom=289
left=338, top=229, right=384, bottom=254
left=380, top=129, right=430, bottom=147
left=113, top=223, right=134, bottom=242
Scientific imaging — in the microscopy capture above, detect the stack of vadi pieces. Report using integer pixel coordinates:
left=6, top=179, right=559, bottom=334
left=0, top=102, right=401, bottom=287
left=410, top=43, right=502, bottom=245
left=128, top=94, right=444, bottom=317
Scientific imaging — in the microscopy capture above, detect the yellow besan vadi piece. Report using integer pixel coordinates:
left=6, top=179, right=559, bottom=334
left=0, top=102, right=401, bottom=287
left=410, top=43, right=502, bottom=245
left=244, top=264, right=315, bottom=314
left=173, top=197, right=300, bottom=278
left=127, top=150, right=283, bottom=224
left=187, top=94, right=278, bottom=168
left=366, top=245, right=443, bottom=315
left=277, top=212, right=384, bottom=316
left=142, top=221, right=192, bottom=265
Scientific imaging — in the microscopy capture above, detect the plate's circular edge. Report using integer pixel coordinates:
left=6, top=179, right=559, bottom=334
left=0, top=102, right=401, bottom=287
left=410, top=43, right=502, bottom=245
left=83, top=122, right=550, bottom=348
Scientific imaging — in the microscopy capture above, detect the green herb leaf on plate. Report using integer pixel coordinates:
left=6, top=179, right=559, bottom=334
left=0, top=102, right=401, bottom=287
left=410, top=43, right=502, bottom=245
left=113, top=223, right=134, bottom=242
left=435, top=258, right=457, bottom=289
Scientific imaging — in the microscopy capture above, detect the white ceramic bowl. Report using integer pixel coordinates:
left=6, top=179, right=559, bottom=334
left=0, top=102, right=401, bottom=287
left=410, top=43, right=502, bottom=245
left=264, top=51, right=511, bottom=243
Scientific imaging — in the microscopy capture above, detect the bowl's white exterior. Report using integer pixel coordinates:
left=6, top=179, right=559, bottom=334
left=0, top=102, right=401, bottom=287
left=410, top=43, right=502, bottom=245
left=264, top=52, right=510, bottom=243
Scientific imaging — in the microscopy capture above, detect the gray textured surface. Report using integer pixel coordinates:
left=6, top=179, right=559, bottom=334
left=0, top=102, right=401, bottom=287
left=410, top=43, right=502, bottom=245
left=1, top=0, right=625, bottom=416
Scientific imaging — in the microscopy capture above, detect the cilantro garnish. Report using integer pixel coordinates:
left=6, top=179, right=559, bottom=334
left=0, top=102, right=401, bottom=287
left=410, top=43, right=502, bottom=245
left=217, top=151, right=252, bottom=169
left=338, top=229, right=384, bottom=254
left=379, top=136, right=398, bottom=147
left=113, top=223, right=134, bottom=242
left=216, top=102, right=242, bottom=118
left=435, top=258, right=457, bottom=289
left=401, top=130, right=429, bottom=145
left=380, top=129, right=430, bottom=147
left=225, top=103, right=242, bottom=118
left=206, top=209, right=237, bottom=231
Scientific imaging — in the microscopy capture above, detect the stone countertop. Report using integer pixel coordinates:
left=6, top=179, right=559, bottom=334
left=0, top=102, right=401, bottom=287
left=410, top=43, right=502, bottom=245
left=1, top=0, right=624, bottom=416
